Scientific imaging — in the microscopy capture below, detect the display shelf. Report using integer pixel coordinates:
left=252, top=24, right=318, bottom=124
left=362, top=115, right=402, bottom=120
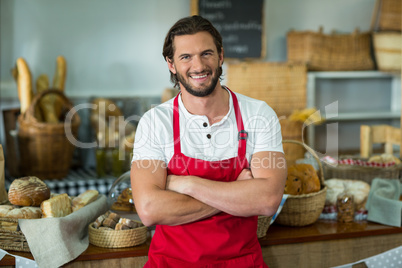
left=306, top=71, right=401, bottom=150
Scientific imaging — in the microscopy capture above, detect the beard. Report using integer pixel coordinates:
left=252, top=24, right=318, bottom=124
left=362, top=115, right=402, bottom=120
left=176, top=66, right=222, bottom=97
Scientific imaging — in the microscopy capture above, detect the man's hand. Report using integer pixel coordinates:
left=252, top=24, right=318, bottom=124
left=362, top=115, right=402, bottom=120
left=166, top=174, right=189, bottom=193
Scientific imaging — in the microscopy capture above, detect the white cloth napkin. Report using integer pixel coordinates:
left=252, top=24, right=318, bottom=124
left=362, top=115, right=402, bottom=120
left=366, top=178, right=402, bottom=227
left=18, top=195, right=108, bottom=268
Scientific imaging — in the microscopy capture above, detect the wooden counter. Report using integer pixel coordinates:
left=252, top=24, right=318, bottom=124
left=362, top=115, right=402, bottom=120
left=1, top=220, right=401, bottom=268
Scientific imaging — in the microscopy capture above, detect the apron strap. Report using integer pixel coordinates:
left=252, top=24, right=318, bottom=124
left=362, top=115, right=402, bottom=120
left=173, top=94, right=181, bottom=154
left=172, top=89, right=248, bottom=160
left=228, top=89, right=248, bottom=161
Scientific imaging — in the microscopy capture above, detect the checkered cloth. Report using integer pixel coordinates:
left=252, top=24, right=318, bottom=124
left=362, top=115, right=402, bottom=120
left=323, top=156, right=398, bottom=168
left=5, top=168, right=118, bottom=197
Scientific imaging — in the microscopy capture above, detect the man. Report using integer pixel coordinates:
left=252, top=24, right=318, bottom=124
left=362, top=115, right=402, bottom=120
left=131, top=15, right=287, bottom=267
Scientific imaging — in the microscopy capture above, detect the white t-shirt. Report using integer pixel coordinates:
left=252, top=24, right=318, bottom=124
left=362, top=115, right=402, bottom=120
left=132, top=87, right=283, bottom=164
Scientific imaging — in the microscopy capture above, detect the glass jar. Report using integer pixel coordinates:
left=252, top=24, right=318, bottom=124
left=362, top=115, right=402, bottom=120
left=337, top=191, right=355, bottom=223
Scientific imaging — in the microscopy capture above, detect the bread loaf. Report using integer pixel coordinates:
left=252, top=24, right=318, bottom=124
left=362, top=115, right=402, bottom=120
left=41, top=193, right=72, bottom=218
left=72, top=189, right=99, bottom=212
left=0, top=205, right=42, bottom=219
left=8, top=176, right=51, bottom=207
left=285, top=164, right=320, bottom=195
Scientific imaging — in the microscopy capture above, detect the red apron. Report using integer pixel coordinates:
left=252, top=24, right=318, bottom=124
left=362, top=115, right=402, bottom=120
left=144, top=89, right=268, bottom=268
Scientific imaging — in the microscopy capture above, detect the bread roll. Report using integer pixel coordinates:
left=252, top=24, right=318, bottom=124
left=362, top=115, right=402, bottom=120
left=41, top=193, right=72, bottom=218
left=72, top=189, right=99, bottom=212
left=0, top=205, right=42, bottom=219
left=8, top=176, right=51, bottom=207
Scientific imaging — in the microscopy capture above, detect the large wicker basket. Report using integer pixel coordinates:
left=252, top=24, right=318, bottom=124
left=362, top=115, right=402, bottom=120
left=275, top=140, right=327, bottom=227
left=287, top=27, right=374, bottom=71
left=88, top=221, right=148, bottom=248
left=17, top=89, right=80, bottom=179
left=0, top=218, right=30, bottom=252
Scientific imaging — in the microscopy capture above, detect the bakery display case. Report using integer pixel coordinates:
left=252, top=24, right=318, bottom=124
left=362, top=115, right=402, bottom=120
left=107, top=171, right=140, bottom=222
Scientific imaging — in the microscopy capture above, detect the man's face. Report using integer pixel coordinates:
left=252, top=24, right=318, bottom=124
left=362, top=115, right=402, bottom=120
left=167, top=31, right=223, bottom=97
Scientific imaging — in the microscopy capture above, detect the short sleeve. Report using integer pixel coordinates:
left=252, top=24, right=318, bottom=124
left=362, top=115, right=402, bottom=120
left=246, top=102, right=283, bottom=155
left=131, top=111, right=168, bottom=163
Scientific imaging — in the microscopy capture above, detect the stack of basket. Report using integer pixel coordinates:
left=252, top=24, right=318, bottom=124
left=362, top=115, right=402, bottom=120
left=371, top=0, right=401, bottom=72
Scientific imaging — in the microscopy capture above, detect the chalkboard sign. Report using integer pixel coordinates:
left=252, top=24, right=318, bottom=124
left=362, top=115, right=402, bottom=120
left=191, top=0, right=265, bottom=59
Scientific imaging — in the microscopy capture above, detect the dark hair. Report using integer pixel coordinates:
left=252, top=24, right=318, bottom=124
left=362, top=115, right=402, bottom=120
left=162, top=15, right=223, bottom=88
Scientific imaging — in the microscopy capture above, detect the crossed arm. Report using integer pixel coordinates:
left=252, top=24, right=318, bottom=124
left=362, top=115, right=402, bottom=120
left=130, top=151, right=287, bottom=227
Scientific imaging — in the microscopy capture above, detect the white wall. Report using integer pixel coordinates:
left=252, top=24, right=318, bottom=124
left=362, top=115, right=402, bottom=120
left=1, top=0, right=377, bottom=98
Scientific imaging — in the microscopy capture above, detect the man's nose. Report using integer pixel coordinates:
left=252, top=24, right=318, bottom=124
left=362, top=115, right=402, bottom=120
left=192, top=56, right=205, bottom=72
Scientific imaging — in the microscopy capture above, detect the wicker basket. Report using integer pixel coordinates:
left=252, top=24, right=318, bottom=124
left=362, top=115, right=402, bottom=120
left=17, top=89, right=80, bottom=179
left=323, top=159, right=402, bottom=185
left=287, top=28, right=374, bottom=71
left=88, top=221, right=147, bottom=248
left=226, top=62, right=307, bottom=117
left=275, top=140, right=327, bottom=227
left=373, top=32, right=401, bottom=72
left=257, top=215, right=272, bottom=238
left=377, top=0, right=401, bottom=31
left=0, top=218, right=30, bottom=252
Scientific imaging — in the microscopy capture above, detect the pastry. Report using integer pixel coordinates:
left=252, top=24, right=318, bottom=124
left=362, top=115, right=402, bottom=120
left=8, top=176, right=51, bottom=207
left=111, top=188, right=136, bottom=212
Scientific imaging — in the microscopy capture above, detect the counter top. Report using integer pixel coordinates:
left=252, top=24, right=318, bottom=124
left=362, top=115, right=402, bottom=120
left=1, top=219, right=401, bottom=266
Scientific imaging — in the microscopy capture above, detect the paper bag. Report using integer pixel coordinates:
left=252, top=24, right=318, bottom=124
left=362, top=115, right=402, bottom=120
left=0, top=145, right=8, bottom=204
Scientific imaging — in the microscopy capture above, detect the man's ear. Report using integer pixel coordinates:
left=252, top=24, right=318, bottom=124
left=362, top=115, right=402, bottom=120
left=219, top=48, right=224, bottom=67
left=166, top=57, right=176, bottom=74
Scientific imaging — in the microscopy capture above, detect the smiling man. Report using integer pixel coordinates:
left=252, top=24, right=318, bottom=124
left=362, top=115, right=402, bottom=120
left=131, top=15, right=287, bottom=267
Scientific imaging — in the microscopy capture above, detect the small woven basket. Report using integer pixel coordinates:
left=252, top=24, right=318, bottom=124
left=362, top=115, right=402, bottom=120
left=17, top=89, right=80, bottom=179
left=275, top=140, right=327, bottom=227
left=257, top=215, right=272, bottom=238
left=88, top=221, right=148, bottom=248
left=0, top=218, right=30, bottom=252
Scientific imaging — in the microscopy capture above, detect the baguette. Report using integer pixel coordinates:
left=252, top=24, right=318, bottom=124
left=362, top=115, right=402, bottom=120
left=15, top=58, right=33, bottom=114
left=52, top=55, right=67, bottom=92
left=41, top=193, right=72, bottom=218
left=72, top=190, right=99, bottom=212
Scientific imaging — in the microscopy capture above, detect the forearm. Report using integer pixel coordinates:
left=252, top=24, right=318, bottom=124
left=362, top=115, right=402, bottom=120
left=138, top=187, right=220, bottom=226
left=131, top=160, right=220, bottom=227
left=181, top=177, right=282, bottom=217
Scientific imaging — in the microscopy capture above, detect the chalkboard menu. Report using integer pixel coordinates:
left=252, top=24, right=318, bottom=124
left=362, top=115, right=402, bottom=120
left=192, top=0, right=264, bottom=59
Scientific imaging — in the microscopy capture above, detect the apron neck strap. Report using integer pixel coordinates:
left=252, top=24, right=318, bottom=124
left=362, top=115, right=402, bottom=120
left=172, top=89, right=247, bottom=158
